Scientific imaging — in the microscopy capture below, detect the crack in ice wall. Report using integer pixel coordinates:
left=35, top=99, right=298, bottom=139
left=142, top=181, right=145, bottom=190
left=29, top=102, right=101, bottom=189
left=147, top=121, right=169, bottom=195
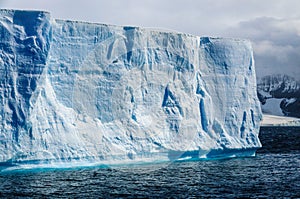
left=0, top=10, right=262, bottom=164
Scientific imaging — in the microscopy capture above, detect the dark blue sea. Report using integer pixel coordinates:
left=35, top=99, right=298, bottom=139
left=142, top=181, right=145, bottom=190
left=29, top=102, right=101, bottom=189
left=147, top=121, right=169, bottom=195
left=0, top=127, right=299, bottom=198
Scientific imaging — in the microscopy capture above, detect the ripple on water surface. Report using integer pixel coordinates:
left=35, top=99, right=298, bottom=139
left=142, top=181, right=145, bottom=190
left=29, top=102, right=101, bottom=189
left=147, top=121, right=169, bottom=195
left=0, top=127, right=299, bottom=198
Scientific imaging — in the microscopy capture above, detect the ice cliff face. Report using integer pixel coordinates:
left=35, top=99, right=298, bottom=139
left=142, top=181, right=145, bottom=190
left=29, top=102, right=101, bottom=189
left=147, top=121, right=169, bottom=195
left=0, top=10, right=262, bottom=165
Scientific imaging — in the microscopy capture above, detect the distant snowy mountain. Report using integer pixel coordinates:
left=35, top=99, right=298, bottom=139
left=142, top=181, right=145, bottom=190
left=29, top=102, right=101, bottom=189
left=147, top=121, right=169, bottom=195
left=257, top=74, right=300, bottom=118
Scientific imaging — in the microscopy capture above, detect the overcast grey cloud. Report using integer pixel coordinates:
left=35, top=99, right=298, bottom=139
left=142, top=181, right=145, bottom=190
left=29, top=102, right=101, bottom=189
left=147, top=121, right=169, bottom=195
left=226, top=17, right=300, bottom=78
left=1, top=0, right=300, bottom=79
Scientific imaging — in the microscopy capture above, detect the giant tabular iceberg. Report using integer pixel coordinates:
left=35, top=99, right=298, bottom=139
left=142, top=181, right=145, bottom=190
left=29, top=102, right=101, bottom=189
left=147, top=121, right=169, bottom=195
left=0, top=10, right=262, bottom=165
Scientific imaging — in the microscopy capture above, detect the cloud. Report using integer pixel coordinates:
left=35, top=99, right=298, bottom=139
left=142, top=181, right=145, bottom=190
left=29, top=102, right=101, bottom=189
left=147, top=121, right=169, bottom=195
left=1, top=0, right=300, bottom=79
left=2, top=0, right=299, bottom=35
left=227, top=17, right=300, bottom=79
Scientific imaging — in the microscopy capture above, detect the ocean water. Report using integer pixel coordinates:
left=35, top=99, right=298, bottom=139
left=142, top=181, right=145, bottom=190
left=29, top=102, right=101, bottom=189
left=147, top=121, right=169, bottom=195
left=0, top=127, right=299, bottom=198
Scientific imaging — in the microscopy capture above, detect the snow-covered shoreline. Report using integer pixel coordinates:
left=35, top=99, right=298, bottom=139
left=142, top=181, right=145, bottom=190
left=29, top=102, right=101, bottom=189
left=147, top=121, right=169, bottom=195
left=261, top=114, right=300, bottom=127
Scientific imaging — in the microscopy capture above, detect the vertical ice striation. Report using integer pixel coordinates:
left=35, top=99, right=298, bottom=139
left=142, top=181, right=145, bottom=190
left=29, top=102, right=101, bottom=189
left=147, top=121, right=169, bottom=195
left=0, top=10, right=262, bottom=165
left=0, top=10, right=51, bottom=162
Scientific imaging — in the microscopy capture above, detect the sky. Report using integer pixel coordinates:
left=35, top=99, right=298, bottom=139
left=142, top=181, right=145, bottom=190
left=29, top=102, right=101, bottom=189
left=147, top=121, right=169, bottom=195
left=1, top=0, right=300, bottom=79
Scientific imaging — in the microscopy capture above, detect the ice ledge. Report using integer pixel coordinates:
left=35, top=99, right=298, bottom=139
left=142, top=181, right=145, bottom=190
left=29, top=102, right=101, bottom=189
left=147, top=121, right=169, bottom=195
left=1, top=9, right=250, bottom=42
left=0, top=147, right=259, bottom=172
left=261, top=114, right=300, bottom=127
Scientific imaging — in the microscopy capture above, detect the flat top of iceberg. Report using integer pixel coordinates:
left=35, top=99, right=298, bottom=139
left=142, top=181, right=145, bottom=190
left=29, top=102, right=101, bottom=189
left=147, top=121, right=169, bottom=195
left=0, top=8, right=250, bottom=42
left=54, top=18, right=250, bottom=42
left=0, top=8, right=50, bottom=14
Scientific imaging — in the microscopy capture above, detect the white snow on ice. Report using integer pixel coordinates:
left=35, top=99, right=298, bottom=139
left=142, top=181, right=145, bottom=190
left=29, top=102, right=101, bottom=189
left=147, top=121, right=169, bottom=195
left=261, top=114, right=300, bottom=127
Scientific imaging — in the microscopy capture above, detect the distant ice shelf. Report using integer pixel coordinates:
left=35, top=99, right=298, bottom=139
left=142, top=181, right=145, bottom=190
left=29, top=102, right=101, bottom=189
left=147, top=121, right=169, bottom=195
left=261, top=114, right=300, bottom=127
left=0, top=9, right=262, bottom=166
